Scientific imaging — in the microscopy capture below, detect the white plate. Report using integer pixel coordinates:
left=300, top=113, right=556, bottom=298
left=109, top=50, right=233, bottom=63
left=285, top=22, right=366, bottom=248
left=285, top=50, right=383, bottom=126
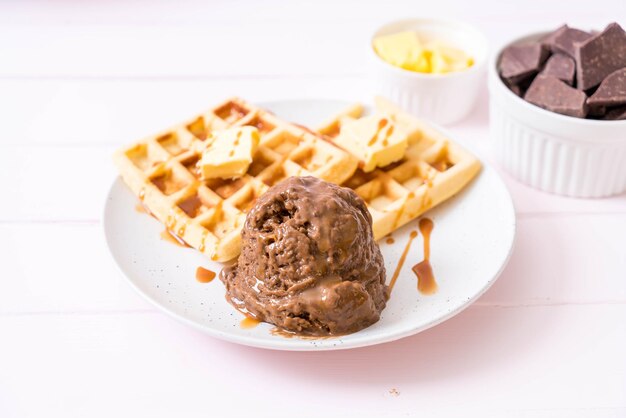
left=103, top=99, right=516, bottom=351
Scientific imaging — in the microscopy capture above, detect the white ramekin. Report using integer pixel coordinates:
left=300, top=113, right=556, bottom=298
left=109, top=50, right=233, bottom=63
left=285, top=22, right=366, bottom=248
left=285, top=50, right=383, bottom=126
left=489, top=32, right=626, bottom=198
left=370, top=18, right=488, bottom=126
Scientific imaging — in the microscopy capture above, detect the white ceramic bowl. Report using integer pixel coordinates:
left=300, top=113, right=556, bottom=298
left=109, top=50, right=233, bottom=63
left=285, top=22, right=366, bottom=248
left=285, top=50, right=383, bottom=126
left=489, top=32, right=626, bottom=198
left=370, top=18, right=488, bottom=126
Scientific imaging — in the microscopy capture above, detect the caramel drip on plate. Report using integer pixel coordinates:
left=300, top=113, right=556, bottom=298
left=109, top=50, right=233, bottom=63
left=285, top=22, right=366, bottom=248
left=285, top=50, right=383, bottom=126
left=419, top=218, right=433, bottom=259
left=136, top=198, right=189, bottom=249
left=385, top=236, right=395, bottom=245
left=196, top=266, right=216, bottom=283
left=240, top=316, right=261, bottom=329
left=412, top=218, right=438, bottom=295
left=160, top=229, right=189, bottom=247
left=388, top=230, right=418, bottom=293
left=135, top=201, right=158, bottom=219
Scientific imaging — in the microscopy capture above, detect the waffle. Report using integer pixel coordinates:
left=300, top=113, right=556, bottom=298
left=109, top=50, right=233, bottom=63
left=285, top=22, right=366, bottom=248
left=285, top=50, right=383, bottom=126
left=114, top=97, right=358, bottom=261
left=316, top=97, right=482, bottom=240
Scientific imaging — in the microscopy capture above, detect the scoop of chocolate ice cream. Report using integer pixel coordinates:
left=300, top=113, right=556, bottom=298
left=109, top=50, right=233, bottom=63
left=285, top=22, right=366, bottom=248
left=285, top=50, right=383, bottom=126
left=220, top=176, right=388, bottom=336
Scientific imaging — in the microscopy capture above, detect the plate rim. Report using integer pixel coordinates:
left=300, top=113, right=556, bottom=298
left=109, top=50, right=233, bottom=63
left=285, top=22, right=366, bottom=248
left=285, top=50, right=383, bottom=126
left=102, top=98, right=517, bottom=351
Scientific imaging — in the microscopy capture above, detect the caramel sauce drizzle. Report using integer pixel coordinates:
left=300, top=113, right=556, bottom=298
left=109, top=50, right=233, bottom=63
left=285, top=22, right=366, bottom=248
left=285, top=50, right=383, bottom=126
left=178, top=195, right=203, bottom=218
left=165, top=213, right=176, bottom=230
left=135, top=198, right=190, bottom=248
left=412, top=218, right=438, bottom=295
left=367, top=118, right=388, bottom=146
left=135, top=203, right=149, bottom=214
left=240, top=316, right=261, bottom=329
left=392, top=192, right=414, bottom=230
left=388, top=230, right=418, bottom=293
left=135, top=195, right=156, bottom=219
left=382, top=124, right=394, bottom=146
left=324, top=122, right=340, bottom=138
left=198, top=230, right=208, bottom=252
left=160, top=229, right=189, bottom=247
left=196, top=266, right=216, bottom=283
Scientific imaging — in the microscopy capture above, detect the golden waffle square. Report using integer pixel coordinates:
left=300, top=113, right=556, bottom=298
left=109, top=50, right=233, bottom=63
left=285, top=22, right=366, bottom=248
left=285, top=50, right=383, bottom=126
left=114, top=98, right=358, bottom=261
left=316, top=97, right=482, bottom=240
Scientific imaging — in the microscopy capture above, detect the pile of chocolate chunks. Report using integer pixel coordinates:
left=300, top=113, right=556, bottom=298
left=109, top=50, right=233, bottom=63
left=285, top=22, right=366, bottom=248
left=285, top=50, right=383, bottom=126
left=499, top=22, right=626, bottom=120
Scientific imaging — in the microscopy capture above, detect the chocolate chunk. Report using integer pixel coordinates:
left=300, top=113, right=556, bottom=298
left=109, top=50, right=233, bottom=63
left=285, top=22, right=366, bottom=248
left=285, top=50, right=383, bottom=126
left=575, top=23, right=626, bottom=90
left=588, top=105, right=606, bottom=117
left=508, top=83, right=523, bottom=96
left=587, top=68, right=626, bottom=107
left=524, top=75, right=589, bottom=118
left=540, top=53, right=576, bottom=85
left=499, top=43, right=550, bottom=84
left=505, top=77, right=533, bottom=97
left=603, top=105, right=626, bottom=120
left=541, top=25, right=568, bottom=50
left=551, top=27, right=592, bottom=58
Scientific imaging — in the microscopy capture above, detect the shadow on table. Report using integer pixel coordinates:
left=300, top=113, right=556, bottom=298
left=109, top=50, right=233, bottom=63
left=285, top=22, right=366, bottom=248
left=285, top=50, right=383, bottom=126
left=221, top=302, right=558, bottom=387
left=210, top=224, right=563, bottom=387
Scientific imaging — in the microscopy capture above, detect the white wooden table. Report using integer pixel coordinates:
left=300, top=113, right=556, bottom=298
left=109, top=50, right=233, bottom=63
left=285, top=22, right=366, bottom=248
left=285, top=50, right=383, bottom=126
left=1, top=2, right=625, bottom=417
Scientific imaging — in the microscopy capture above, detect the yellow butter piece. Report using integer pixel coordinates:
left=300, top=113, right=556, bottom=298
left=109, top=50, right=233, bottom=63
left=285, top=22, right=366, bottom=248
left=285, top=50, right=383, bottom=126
left=402, top=50, right=431, bottom=73
left=428, top=41, right=473, bottom=73
left=374, top=96, right=423, bottom=144
left=374, top=31, right=473, bottom=74
left=430, top=49, right=450, bottom=74
left=334, top=114, right=408, bottom=172
left=199, top=126, right=260, bottom=179
left=373, top=31, right=424, bottom=69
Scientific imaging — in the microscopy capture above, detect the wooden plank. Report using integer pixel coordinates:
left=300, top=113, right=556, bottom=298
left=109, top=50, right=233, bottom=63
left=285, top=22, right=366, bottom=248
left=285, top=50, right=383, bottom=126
left=0, top=2, right=619, bottom=80
left=0, top=223, right=152, bottom=314
left=477, top=214, right=626, bottom=305
left=0, top=215, right=624, bottom=314
left=0, top=305, right=623, bottom=417
left=0, top=78, right=369, bottom=147
left=0, top=146, right=116, bottom=221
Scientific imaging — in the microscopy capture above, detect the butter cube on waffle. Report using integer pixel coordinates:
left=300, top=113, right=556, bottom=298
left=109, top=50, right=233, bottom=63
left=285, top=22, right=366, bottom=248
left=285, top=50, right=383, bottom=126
left=317, top=97, right=481, bottom=240
left=334, top=114, right=409, bottom=172
left=198, top=126, right=260, bottom=179
left=374, top=97, right=423, bottom=144
left=114, top=97, right=358, bottom=261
